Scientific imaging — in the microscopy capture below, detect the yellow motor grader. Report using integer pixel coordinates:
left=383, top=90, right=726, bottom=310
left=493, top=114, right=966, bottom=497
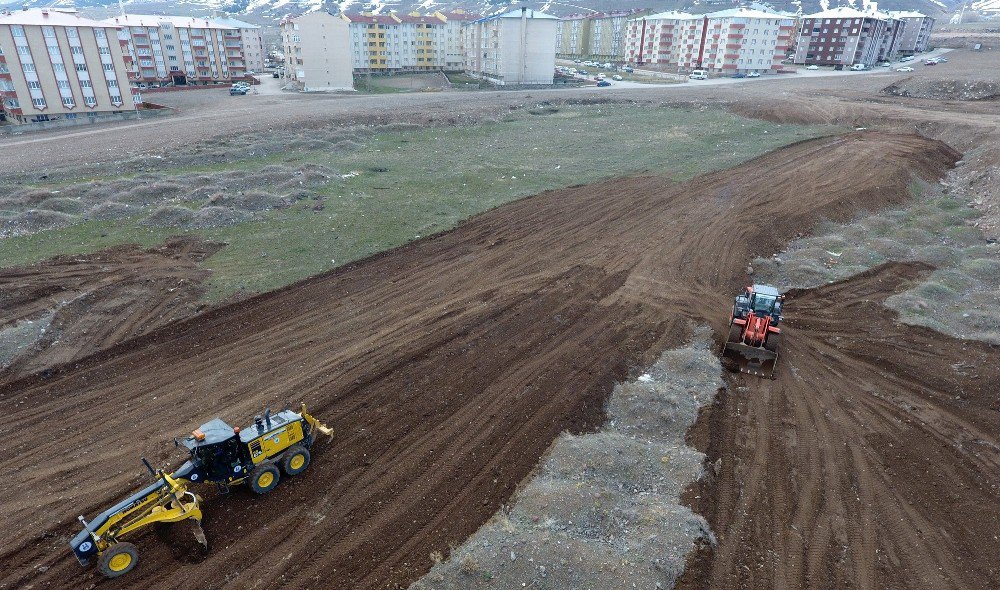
left=69, top=404, right=332, bottom=578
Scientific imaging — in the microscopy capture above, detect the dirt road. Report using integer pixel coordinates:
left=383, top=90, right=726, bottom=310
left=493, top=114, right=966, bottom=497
left=0, top=132, right=968, bottom=590
left=683, top=262, right=999, bottom=590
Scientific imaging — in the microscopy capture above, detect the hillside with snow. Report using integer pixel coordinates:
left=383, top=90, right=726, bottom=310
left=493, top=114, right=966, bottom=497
left=0, top=0, right=963, bottom=24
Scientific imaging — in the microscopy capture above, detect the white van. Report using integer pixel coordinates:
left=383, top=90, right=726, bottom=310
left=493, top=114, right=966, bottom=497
left=689, top=69, right=708, bottom=80
left=849, top=63, right=867, bottom=71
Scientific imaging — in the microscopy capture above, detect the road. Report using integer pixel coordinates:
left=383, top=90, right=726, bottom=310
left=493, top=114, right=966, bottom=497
left=0, top=49, right=956, bottom=178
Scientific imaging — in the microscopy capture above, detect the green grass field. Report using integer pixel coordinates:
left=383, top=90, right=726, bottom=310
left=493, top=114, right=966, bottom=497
left=1, top=105, right=834, bottom=301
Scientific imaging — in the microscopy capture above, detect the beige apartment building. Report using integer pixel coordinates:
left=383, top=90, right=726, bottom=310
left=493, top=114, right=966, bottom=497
left=463, top=8, right=558, bottom=86
left=625, top=8, right=796, bottom=74
left=556, top=9, right=651, bottom=61
left=102, top=14, right=252, bottom=86
left=0, top=8, right=137, bottom=125
left=213, top=17, right=264, bottom=73
left=280, top=11, right=352, bottom=91
left=343, top=10, right=477, bottom=73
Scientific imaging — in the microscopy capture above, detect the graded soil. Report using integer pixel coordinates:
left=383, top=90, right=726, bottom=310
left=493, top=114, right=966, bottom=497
left=0, top=132, right=975, bottom=590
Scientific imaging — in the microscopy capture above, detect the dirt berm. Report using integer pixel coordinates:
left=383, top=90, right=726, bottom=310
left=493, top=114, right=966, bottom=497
left=0, top=132, right=981, bottom=590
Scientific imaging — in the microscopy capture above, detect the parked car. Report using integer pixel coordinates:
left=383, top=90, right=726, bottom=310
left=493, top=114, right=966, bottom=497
left=747, top=71, right=760, bottom=78
left=612, top=74, right=623, bottom=81
left=229, top=87, right=248, bottom=95
left=272, top=72, right=280, bottom=78
left=623, top=66, right=634, bottom=73
left=596, top=80, right=612, bottom=87
left=850, top=63, right=867, bottom=71
left=896, top=66, right=915, bottom=72
left=806, top=65, right=820, bottom=70
left=689, top=69, right=708, bottom=80
left=579, top=70, right=589, bottom=76
left=924, top=59, right=937, bottom=65
left=937, top=57, right=948, bottom=62
left=879, top=61, right=892, bottom=67
left=899, top=56, right=915, bottom=62
left=733, top=72, right=747, bottom=79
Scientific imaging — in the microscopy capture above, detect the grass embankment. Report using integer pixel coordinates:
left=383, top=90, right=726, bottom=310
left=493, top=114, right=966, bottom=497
left=1, top=105, right=833, bottom=301
left=755, top=182, right=999, bottom=343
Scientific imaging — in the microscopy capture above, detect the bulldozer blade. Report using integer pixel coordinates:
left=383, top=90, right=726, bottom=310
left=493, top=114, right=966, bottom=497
left=192, top=519, right=208, bottom=549
left=723, top=343, right=778, bottom=379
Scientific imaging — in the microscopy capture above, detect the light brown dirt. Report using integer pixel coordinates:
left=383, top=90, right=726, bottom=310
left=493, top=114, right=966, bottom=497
left=0, top=236, right=221, bottom=382
left=0, top=132, right=965, bottom=590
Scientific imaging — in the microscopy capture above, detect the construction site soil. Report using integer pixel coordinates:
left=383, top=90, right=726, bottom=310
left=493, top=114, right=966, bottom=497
left=3, top=130, right=990, bottom=590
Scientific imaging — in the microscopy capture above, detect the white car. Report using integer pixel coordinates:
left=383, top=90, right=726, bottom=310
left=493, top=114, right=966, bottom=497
left=612, top=74, right=623, bottom=81
left=806, top=65, right=820, bottom=70
left=688, top=69, right=708, bottom=80
left=747, top=71, right=760, bottom=78
left=896, top=66, right=914, bottom=72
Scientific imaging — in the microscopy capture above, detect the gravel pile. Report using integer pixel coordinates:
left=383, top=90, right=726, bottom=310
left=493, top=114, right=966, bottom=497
left=413, top=331, right=721, bottom=590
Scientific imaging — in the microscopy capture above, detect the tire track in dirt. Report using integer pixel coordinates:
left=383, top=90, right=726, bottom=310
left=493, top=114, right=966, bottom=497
left=683, top=263, right=999, bottom=590
left=0, top=236, right=220, bottom=382
left=0, top=132, right=964, bottom=589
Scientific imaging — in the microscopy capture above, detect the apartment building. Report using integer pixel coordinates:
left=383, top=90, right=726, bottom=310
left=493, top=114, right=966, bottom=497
left=699, top=9, right=796, bottom=73
left=344, top=12, right=447, bottom=72
left=887, top=11, right=935, bottom=54
left=212, top=17, right=264, bottom=72
left=625, top=8, right=794, bottom=74
left=556, top=9, right=651, bottom=61
left=793, top=7, right=897, bottom=67
left=280, top=11, right=352, bottom=91
left=103, top=14, right=252, bottom=86
left=625, top=11, right=700, bottom=67
left=0, top=8, right=138, bottom=125
left=463, top=8, right=558, bottom=86
left=435, top=10, right=478, bottom=70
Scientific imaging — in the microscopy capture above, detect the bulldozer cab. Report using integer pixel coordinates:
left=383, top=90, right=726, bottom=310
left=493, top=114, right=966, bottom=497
left=736, top=285, right=782, bottom=324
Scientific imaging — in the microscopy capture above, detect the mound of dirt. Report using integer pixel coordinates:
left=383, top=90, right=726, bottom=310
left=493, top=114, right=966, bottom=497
left=1, top=209, right=77, bottom=236
left=0, top=132, right=973, bottom=590
left=143, top=205, right=196, bottom=227
left=86, top=202, right=134, bottom=221
left=189, top=205, right=253, bottom=228
left=0, top=236, right=223, bottom=381
left=883, top=78, right=1000, bottom=101
left=207, top=190, right=290, bottom=212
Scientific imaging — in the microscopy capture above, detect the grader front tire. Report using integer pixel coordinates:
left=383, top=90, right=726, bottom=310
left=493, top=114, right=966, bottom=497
left=98, top=542, right=139, bottom=578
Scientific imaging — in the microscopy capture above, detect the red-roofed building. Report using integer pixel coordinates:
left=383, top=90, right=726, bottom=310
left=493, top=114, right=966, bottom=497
left=343, top=11, right=476, bottom=72
left=555, top=9, right=652, bottom=61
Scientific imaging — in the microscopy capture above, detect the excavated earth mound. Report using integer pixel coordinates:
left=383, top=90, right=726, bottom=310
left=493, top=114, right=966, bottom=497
left=0, top=132, right=973, bottom=590
left=0, top=236, right=221, bottom=382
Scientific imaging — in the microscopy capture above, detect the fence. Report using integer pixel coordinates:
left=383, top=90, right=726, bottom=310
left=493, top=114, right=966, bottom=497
left=0, top=105, right=173, bottom=136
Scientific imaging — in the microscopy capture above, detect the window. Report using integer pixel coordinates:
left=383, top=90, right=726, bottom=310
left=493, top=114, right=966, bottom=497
left=84, top=95, right=96, bottom=105
left=107, top=79, right=119, bottom=88
left=11, top=25, right=25, bottom=37
left=57, top=80, right=69, bottom=89
left=71, top=46, right=84, bottom=55
left=43, top=26, right=56, bottom=38
left=104, top=63, right=114, bottom=71
left=95, top=28, right=106, bottom=40
left=22, top=63, right=35, bottom=73
left=75, top=63, right=88, bottom=72
left=164, top=34, right=173, bottom=40
left=67, top=27, right=78, bottom=38
left=99, top=47, right=110, bottom=55
left=110, top=94, right=122, bottom=103
left=17, top=46, right=30, bottom=56
left=80, top=80, right=92, bottom=88
left=32, top=97, right=46, bottom=108
left=62, top=96, right=75, bottom=107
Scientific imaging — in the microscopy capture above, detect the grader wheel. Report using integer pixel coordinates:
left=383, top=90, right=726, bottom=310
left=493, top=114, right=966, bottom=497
left=98, top=542, right=139, bottom=578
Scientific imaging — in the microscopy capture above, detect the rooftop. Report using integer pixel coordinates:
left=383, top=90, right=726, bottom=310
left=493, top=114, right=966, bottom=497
left=639, top=10, right=700, bottom=20
left=707, top=7, right=795, bottom=19
left=0, top=8, right=112, bottom=28
left=476, top=9, right=558, bottom=23
left=102, top=14, right=236, bottom=30
left=887, top=11, right=929, bottom=18
left=803, top=7, right=886, bottom=19
left=211, top=17, right=261, bottom=30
